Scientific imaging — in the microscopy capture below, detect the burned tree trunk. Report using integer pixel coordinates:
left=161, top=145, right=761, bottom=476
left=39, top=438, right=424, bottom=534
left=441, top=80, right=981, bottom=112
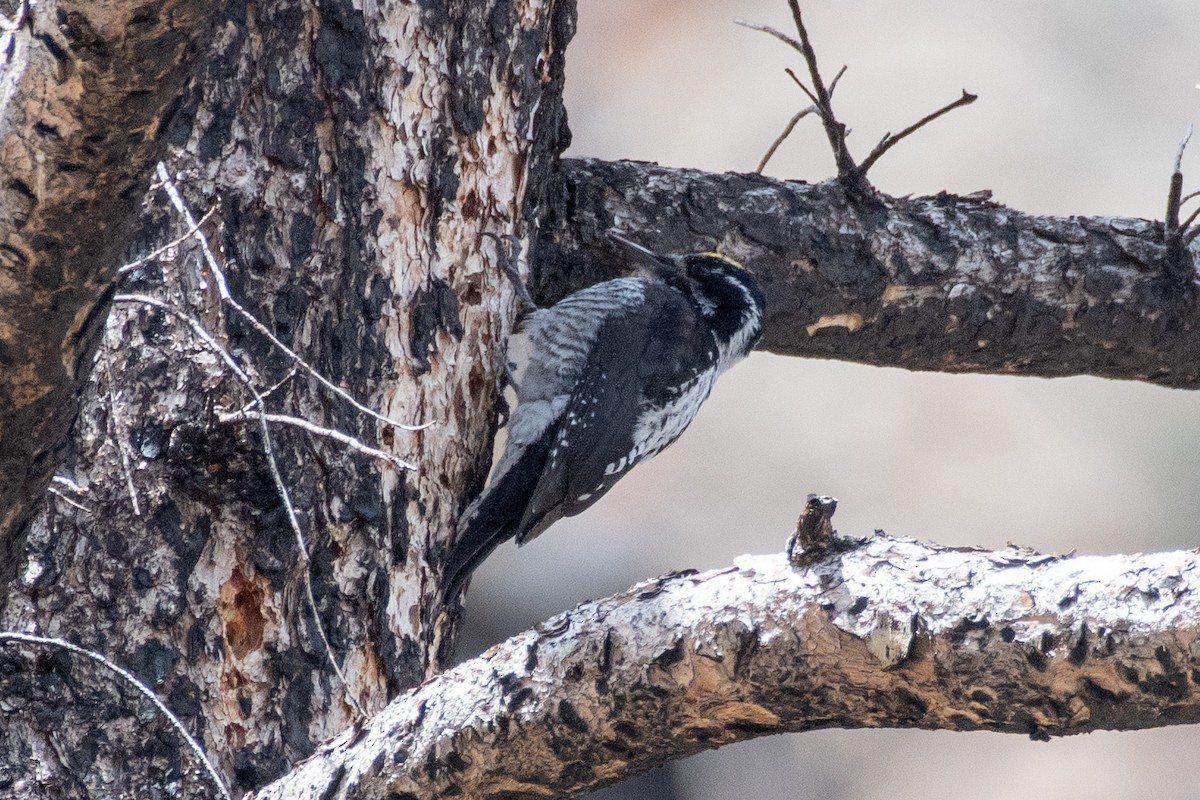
left=0, top=1, right=573, bottom=796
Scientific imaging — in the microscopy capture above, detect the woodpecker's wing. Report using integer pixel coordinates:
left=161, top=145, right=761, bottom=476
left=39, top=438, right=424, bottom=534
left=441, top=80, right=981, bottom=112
left=442, top=280, right=654, bottom=598
left=514, top=283, right=708, bottom=544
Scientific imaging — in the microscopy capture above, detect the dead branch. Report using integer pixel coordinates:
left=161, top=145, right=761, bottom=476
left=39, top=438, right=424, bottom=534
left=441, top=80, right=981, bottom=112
left=540, top=158, right=1200, bottom=388
left=1164, top=125, right=1199, bottom=281
left=855, top=90, right=978, bottom=177
left=737, top=3, right=974, bottom=193
left=251, top=532, right=1200, bottom=799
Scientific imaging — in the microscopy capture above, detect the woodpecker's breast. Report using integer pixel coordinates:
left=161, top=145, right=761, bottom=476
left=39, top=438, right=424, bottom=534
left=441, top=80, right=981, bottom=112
left=606, top=362, right=719, bottom=476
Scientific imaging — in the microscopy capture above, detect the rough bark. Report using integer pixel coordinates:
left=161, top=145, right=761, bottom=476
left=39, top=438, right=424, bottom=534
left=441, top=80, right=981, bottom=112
left=251, top=534, right=1200, bottom=799
left=538, top=158, right=1200, bottom=387
left=0, top=1, right=574, bottom=797
left=0, top=0, right=221, bottom=580
left=2, top=0, right=1199, bottom=798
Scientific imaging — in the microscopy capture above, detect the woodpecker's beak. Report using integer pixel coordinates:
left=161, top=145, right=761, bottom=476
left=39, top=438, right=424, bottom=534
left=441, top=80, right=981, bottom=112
left=610, top=232, right=678, bottom=279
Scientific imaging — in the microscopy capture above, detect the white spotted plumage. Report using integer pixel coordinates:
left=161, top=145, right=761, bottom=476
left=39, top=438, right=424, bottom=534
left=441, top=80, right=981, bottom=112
left=443, top=240, right=766, bottom=600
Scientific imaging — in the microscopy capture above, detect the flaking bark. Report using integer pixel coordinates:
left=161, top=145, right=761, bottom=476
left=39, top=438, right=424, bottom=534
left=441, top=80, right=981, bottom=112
left=252, top=534, right=1200, bottom=799
left=0, top=0, right=221, bottom=580
left=0, top=1, right=573, bottom=796
left=539, top=158, right=1200, bottom=387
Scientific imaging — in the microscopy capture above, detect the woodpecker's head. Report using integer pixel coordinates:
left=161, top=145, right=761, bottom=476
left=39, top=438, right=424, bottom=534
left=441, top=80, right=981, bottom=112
left=611, top=234, right=766, bottom=369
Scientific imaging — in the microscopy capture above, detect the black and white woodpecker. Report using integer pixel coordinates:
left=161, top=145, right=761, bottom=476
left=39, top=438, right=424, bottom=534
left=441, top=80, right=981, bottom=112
left=443, top=235, right=766, bottom=600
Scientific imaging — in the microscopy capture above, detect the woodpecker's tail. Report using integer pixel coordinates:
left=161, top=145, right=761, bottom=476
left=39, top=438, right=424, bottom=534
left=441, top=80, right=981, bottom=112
left=441, top=431, right=554, bottom=602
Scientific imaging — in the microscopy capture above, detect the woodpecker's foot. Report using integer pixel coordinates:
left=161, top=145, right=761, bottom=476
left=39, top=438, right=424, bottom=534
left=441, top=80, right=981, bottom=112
left=494, top=389, right=512, bottom=429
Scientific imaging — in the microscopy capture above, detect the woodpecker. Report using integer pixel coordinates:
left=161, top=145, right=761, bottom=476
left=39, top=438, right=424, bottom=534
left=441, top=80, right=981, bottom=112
left=443, top=235, right=766, bottom=600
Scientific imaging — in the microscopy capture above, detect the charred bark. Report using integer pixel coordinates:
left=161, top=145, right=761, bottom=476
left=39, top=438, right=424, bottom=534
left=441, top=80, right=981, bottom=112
left=0, top=0, right=221, bottom=581
left=0, top=1, right=573, bottom=796
left=538, top=158, right=1200, bottom=387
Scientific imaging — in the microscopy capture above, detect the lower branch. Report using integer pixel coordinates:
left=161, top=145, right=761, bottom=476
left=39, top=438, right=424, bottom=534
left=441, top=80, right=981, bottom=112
left=539, top=158, right=1200, bottom=388
left=253, top=533, right=1200, bottom=799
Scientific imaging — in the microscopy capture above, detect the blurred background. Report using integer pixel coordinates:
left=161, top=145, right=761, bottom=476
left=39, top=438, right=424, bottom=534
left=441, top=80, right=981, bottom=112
left=459, top=2, right=1200, bottom=798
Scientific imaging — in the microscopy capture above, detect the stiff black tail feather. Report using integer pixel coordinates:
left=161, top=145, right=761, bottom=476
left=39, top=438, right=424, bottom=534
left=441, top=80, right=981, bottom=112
left=442, top=430, right=554, bottom=601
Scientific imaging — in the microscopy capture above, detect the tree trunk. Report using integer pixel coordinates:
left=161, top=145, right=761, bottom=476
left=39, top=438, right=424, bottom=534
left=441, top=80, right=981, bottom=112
left=2, top=1, right=1199, bottom=798
left=0, top=1, right=573, bottom=797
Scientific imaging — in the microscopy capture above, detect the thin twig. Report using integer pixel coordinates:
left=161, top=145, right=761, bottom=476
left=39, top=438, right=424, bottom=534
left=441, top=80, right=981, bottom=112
left=757, top=109, right=815, bottom=173
left=855, top=90, right=978, bottom=177
left=783, top=68, right=820, bottom=109
left=1183, top=205, right=1200, bottom=233
left=153, top=163, right=430, bottom=433
left=1175, top=125, right=1194, bottom=174
left=1164, top=125, right=1196, bottom=282
left=0, top=631, right=234, bottom=800
left=114, top=293, right=366, bottom=718
left=219, top=411, right=417, bottom=471
left=47, top=487, right=91, bottom=513
left=733, top=18, right=803, bottom=53
left=101, top=344, right=142, bottom=517
left=252, top=365, right=301, bottom=407
left=785, top=0, right=856, bottom=178
left=757, top=65, right=847, bottom=173
left=117, top=207, right=218, bottom=275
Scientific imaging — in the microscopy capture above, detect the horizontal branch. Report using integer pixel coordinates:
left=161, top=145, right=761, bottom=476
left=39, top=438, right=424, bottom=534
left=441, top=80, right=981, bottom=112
left=537, top=158, right=1200, bottom=388
left=253, top=534, right=1200, bottom=799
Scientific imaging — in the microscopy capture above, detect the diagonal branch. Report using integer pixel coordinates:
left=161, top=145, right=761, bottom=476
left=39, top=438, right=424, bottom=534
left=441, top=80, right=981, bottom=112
left=252, top=533, right=1200, bottom=799
left=854, top=90, right=978, bottom=178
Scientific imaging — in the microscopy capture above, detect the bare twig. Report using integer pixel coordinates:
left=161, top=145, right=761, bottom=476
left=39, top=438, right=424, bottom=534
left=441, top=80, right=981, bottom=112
left=855, top=90, right=978, bottom=177
left=117, top=207, right=218, bottom=275
left=738, top=5, right=975, bottom=192
left=219, top=411, right=417, bottom=471
left=733, top=18, right=803, bottom=53
left=785, top=0, right=857, bottom=179
left=101, top=343, right=142, bottom=517
left=1164, top=125, right=1197, bottom=283
left=783, top=67, right=820, bottom=106
left=757, top=108, right=815, bottom=173
left=251, top=364, right=301, bottom=406
left=47, top=487, right=91, bottom=513
left=154, top=163, right=430, bottom=433
left=114, top=293, right=366, bottom=718
left=0, top=631, right=234, bottom=800
left=756, top=65, right=846, bottom=173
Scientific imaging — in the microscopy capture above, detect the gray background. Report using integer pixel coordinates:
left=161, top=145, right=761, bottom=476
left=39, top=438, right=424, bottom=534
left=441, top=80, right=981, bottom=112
left=459, top=2, right=1200, bottom=798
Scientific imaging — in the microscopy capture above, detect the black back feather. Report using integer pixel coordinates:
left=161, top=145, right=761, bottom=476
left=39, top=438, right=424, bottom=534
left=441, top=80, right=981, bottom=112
left=441, top=424, right=556, bottom=600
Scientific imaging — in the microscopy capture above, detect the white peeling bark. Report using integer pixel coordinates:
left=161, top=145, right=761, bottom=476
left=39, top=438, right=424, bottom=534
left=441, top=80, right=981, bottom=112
left=252, top=534, right=1200, bottom=799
